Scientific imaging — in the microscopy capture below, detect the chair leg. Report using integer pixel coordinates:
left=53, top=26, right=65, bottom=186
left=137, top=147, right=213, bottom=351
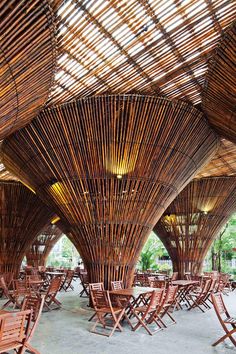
left=212, top=328, right=236, bottom=347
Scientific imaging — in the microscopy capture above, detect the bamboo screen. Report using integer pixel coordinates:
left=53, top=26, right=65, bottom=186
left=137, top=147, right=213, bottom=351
left=26, top=224, right=63, bottom=267
left=202, top=21, right=236, bottom=143
left=0, top=0, right=57, bottom=139
left=48, top=0, right=236, bottom=105
left=154, top=177, right=236, bottom=277
left=0, top=181, right=54, bottom=277
left=196, top=139, right=236, bottom=178
left=2, top=95, right=218, bottom=287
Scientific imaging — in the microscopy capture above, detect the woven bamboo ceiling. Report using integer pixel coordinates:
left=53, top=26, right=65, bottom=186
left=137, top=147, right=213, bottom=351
left=48, top=0, right=236, bottom=106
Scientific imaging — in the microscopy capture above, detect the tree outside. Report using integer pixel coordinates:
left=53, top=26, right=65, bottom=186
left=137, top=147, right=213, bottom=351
left=47, top=235, right=80, bottom=268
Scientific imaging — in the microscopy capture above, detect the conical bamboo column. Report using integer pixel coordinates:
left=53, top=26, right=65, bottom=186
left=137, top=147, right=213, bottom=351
left=154, top=177, right=236, bottom=278
left=26, top=224, right=62, bottom=267
left=202, top=21, right=236, bottom=143
left=0, top=0, right=57, bottom=139
left=0, top=181, right=54, bottom=277
left=2, top=95, right=218, bottom=288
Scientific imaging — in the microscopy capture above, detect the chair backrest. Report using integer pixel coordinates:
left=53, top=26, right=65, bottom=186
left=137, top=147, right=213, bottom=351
left=110, top=280, right=123, bottom=290
left=202, top=279, right=212, bottom=294
left=90, top=289, right=109, bottom=310
left=21, top=294, right=45, bottom=341
left=0, top=276, right=10, bottom=298
left=0, top=309, right=32, bottom=348
left=13, top=279, right=31, bottom=296
left=211, top=293, right=227, bottom=316
left=164, top=285, right=178, bottom=305
left=149, top=279, right=166, bottom=289
left=149, top=289, right=164, bottom=308
left=47, top=276, right=62, bottom=296
left=171, top=272, right=178, bottom=281
left=80, top=272, right=89, bottom=284
left=89, top=282, right=104, bottom=291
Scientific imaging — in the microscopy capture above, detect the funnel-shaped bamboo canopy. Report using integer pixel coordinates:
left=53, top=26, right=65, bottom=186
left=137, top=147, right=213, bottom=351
left=154, top=177, right=236, bottom=278
left=0, top=0, right=57, bottom=139
left=0, top=181, right=54, bottom=277
left=26, top=224, right=63, bottom=267
left=2, top=95, right=218, bottom=287
left=202, top=21, right=236, bottom=143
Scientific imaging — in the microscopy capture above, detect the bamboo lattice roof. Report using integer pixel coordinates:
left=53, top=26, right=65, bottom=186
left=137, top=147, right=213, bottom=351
left=48, top=0, right=236, bottom=105
left=196, top=139, right=236, bottom=178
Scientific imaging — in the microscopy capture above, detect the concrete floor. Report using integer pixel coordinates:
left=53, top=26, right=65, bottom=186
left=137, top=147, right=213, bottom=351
left=1, top=282, right=235, bottom=354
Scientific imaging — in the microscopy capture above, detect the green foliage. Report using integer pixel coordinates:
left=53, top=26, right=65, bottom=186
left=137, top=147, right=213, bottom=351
left=205, top=213, right=236, bottom=275
left=139, top=232, right=168, bottom=271
left=47, top=235, right=80, bottom=268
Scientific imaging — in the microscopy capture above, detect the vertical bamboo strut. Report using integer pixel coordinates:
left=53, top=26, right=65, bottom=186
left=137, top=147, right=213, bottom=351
left=202, top=21, right=236, bottom=143
left=0, top=0, right=57, bottom=139
left=25, top=224, right=63, bottom=267
left=0, top=181, right=54, bottom=277
left=154, top=177, right=236, bottom=278
left=2, top=95, right=218, bottom=288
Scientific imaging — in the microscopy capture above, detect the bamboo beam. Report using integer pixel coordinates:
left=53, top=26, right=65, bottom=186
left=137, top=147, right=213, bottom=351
left=0, top=181, right=54, bottom=278
left=0, top=0, right=57, bottom=139
left=2, top=95, right=218, bottom=288
left=154, top=176, right=236, bottom=278
left=25, top=224, right=62, bottom=267
left=202, top=21, right=236, bottom=143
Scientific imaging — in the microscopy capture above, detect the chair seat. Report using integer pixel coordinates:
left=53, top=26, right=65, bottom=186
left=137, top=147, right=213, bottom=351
left=224, top=317, right=236, bottom=324
left=0, top=341, right=22, bottom=351
left=134, top=305, right=156, bottom=313
left=97, top=307, right=122, bottom=313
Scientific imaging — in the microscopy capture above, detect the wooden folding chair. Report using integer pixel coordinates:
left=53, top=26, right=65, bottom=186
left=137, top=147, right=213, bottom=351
left=90, top=289, right=125, bottom=337
left=187, top=279, right=212, bottom=312
left=129, top=289, right=165, bottom=335
left=211, top=293, right=236, bottom=347
left=149, top=278, right=166, bottom=289
left=88, top=283, right=105, bottom=321
left=41, top=276, right=62, bottom=311
left=79, top=272, right=90, bottom=297
left=60, top=270, right=75, bottom=291
left=160, top=285, right=178, bottom=326
left=0, top=308, right=40, bottom=354
left=21, top=294, right=45, bottom=353
left=0, top=275, right=20, bottom=309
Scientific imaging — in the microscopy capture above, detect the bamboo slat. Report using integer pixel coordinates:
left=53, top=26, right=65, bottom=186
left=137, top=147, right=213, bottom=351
left=2, top=95, right=218, bottom=288
left=25, top=224, right=62, bottom=267
left=0, top=181, right=54, bottom=277
left=0, top=0, right=57, bottom=139
left=48, top=0, right=236, bottom=105
left=154, top=176, right=236, bottom=278
left=196, top=139, right=236, bottom=178
left=202, top=21, right=236, bottom=143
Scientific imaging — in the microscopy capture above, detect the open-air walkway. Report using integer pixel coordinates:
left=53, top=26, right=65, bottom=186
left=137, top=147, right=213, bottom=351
left=3, top=280, right=233, bottom=354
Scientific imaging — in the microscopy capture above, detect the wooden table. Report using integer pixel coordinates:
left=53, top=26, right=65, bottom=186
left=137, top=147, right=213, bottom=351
left=172, top=280, right=199, bottom=309
left=110, top=286, right=156, bottom=298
